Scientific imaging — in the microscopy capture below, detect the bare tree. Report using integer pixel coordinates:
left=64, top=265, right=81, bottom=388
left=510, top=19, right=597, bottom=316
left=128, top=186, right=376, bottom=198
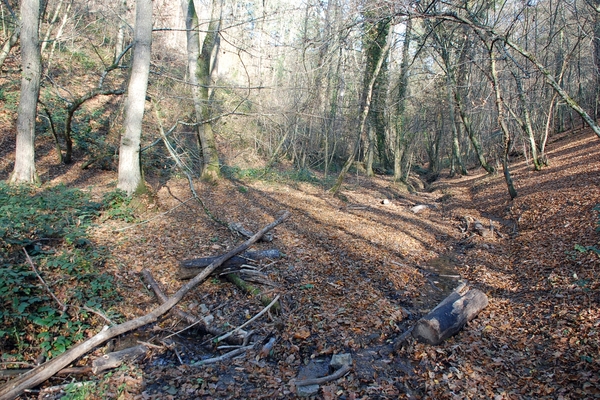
left=393, top=18, right=413, bottom=181
left=9, top=0, right=41, bottom=184
left=0, top=1, right=19, bottom=70
left=330, top=17, right=393, bottom=195
left=184, top=0, right=221, bottom=181
left=117, top=0, right=152, bottom=195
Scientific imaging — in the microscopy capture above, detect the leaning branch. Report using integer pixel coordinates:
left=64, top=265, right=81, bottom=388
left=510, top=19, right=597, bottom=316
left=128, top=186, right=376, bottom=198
left=294, top=364, right=352, bottom=387
left=0, top=211, right=290, bottom=400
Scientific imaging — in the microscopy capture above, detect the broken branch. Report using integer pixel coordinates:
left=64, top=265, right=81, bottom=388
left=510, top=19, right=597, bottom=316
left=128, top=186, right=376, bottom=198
left=0, top=211, right=290, bottom=400
left=294, top=364, right=352, bottom=387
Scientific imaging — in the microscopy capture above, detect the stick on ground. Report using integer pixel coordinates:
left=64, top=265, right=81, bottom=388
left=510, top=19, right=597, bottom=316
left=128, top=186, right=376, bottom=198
left=0, top=211, right=290, bottom=400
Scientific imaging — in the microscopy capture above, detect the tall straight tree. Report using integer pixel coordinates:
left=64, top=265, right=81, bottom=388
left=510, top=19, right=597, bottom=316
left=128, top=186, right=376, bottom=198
left=330, top=18, right=393, bottom=195
left=0, top=3, right=20, bottom=71
left=117, top=0, right=152, bottom=195
left=10, top=0, right=41, bottom=184
left=184, top=0, right=221, bottom=181
left=393, top=18, right=412, bottom=181
left=364, top=17, right=392, bottom=175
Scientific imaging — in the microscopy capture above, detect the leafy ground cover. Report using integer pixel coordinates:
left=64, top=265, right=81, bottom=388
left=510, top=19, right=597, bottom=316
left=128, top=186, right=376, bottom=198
left=0, top=129, right=599, bottom=399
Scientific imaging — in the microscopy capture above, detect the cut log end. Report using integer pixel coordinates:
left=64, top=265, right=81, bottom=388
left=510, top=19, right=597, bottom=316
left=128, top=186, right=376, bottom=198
left=412, top=287, right=489, bottom=345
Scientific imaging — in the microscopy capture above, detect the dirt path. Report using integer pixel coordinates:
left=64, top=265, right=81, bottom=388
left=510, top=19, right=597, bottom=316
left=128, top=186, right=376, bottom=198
left=2, top=129, right=598, bottom=399
left=77, top=130, right=596, bottom=399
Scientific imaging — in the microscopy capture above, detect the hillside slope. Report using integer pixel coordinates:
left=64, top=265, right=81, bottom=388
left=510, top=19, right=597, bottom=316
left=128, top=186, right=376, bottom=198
left=1, top=129, right=598, bottom=399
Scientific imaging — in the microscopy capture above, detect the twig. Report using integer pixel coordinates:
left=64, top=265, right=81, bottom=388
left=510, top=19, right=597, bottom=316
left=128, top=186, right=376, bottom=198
left=0, top=212, right=290, bottom=400
left=163, top=318, right=204, bottom=340
left=31, top=381, right=95, bottom=395
left=294, top=364, right=352, bottom=387
left=173, top=347, right=184, bottom=365
left=216, top=295, right=280, bottom=344
left=136, top=340, right=162, bottom=350
left=393, top=326, right=414, bottom=349
left=82, top=306, right=114, bottom=325
left=192, top=345, right=254, bottom=366
left=153, top=101, right=229, bottom=228
left=23, top=249, right=66, bottom=312
left=142, top=269, right=242, bottom=345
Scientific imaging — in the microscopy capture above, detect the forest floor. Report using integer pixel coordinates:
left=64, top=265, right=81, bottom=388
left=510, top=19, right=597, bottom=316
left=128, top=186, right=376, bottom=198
left=1, top=128, right=599, bottom=399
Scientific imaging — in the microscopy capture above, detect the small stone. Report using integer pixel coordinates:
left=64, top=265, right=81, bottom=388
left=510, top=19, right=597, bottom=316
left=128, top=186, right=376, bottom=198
left=200, top=304, right=210, bottom=314
left=382, top=199, right=391, bottom=205
left=330, top=353, right=352, bottom=370
left=203, top=314, right=214, bottom=326
left=296, top=384, right=319, bottom=397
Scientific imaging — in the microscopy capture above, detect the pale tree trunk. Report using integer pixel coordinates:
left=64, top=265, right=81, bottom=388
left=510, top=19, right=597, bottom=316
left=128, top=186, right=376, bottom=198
left=394, top=18, right=412, bottom=181
left=0, top=22, right=19, bottom=70
left=40, top=0, right=63, bottom=55
left=10, top=0, right=41, bottom=184
left=47, top=0, right=72, bottom=64
left=0, top=1, right=19, bottom=69
left=114, top=0, right=128, bottom=65
left=489, top=45, right=517, bottom=200
left=511, top=71, right=541, bottom=171
left=117, top=0, right=152, bottom=195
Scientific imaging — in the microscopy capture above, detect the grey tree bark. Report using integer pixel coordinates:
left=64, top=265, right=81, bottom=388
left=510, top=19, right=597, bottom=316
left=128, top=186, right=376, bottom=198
left=9, top=0, right=41, bottom=184
left=184, top=0, right=221, bottom=181
left=511, top=71, right=542, bottom=171
left=393, top=18, right=412, bottom=181
left=454, top=31, right=494, bottom=174
left=117, top=0, right=152, bottom=195
left=489, top=43, right=517, bottom=200
left=330, top=22, right=393, bottom=195
left=0, top=23, right=19, bottom=70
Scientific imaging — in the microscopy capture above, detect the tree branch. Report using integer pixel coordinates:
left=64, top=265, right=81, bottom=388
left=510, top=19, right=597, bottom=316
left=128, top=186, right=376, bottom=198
left=0, top=211, right=290, bottom=400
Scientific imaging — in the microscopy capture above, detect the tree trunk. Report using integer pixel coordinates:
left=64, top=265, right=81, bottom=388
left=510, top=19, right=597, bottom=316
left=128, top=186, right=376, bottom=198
left=446, top=70, right=467, bottom=177
left=512, top=71, right=541, bottom=171
left=330, top=20, right=393, bottom=195
left=114, top=0, right=128, bottom=65
left=454, top=32, right=494, bottom=174
left=364, top=18, right=391, bottom=176
left=0, top=23, right=19, bottom=70
left=10, top=0, right=41, bottom=184
left=40, top=0, right=63, bottom=55
left=186, top=0, right=221, bottom=181
left=594, top=4, right=600, bottom=120
left=412, top=284, right=488, bottom=345
left=117, top=0, right=152, bottom=195
left=489, top=45, right=517, bottom=200
left=394, top=18, right=412, bottom=181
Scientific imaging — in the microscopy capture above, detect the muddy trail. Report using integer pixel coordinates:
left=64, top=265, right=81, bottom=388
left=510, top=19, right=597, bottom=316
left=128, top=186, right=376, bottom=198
left=2, top=129, right=599, bottom=399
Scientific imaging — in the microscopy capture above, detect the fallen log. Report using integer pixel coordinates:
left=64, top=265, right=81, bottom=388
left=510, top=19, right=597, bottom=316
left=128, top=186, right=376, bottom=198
left=0, top=211, right=290, bottom=400
left=412, top=284, right=488, bottom=345
left=179, top=249, right=281, bottom=279
left=229, top=222, right=273, bottom=242
left=91, top=345, right=147, bottom=374
left=224, top=273, right=281, bottom=313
